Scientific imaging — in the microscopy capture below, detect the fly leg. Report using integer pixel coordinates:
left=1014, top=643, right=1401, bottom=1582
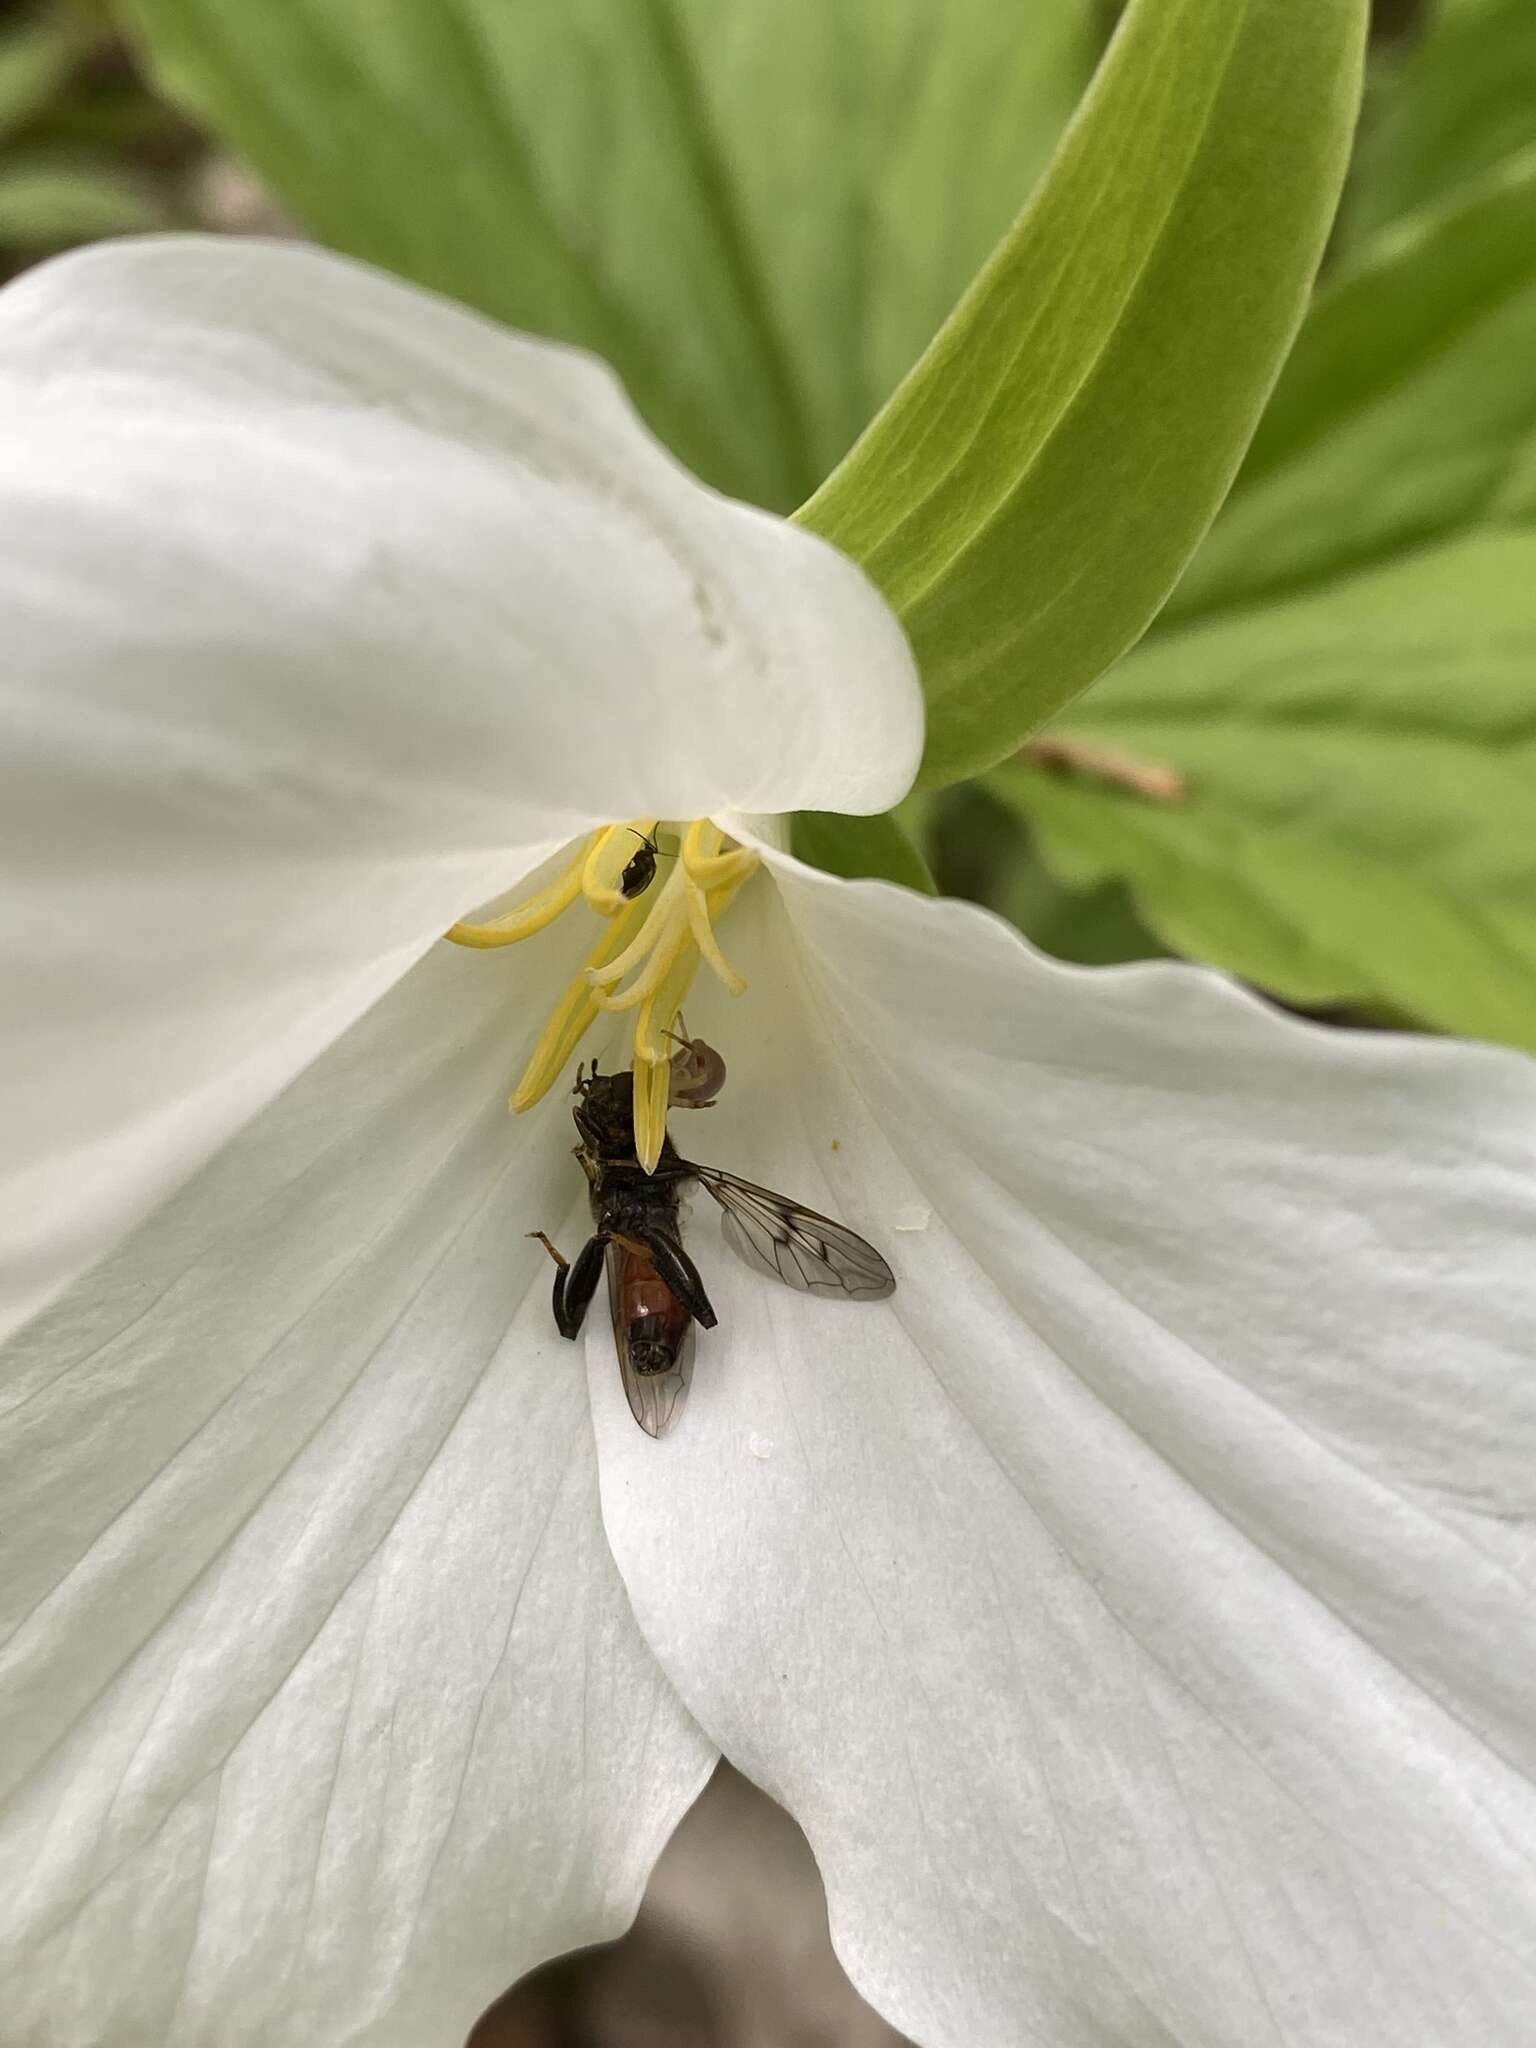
left=631, top=1229, right=718, bottom=1330
left=528, top=1230, right=607, bottom=1340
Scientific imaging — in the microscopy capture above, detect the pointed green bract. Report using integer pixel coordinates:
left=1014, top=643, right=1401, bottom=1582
left=991, top=155, right=1536, bottom=1050
left=798, top=0, right=1369, bottom=788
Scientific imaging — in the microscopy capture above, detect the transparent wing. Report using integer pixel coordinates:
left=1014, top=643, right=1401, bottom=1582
left=688, top=1165, right=896, bottom=1301
left=605, top=1242, right=695, bottom=1439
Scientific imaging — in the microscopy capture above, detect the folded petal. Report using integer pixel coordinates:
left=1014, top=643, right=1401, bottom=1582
left=0, top=939, right=715, bottom=2047
left=0, top=236, right=918, bottom=1338
left=594, top=862, right=1536, bottom=2048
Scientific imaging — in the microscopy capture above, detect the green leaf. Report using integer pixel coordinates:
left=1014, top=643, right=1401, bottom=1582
left=121, top=0, right=1095, bottom=512
left=0, top=155, right=167, bottom=243
left=990, top=157, right=1536, bottom=1051
left=1010, top=870, right=1170, bottom=968
left=797, top=0, right=1368, bottom=789
left=0, top=13, right=86, bottom=145
left=987, top=821, right=1170, bottom=965
left=1162, top=147, right=1536, bottom=624
left=1347, top=0, right=1536, bottom=244
left=789, top=809, right=935, bottom=895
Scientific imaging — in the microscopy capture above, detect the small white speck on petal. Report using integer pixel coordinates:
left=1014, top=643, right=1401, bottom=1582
left=892, top=1205, right=931, bottom=1232
left=749, top=1434, right=775, bottom=1461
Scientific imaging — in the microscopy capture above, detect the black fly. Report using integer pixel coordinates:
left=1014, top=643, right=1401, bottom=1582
left=529, top=1041, right=895, bottom=1437
left=619, top=828, right=666, bottom=900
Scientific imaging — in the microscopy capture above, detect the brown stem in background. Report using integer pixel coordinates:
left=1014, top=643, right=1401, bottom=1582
left=1019, top=734, right=1188, bottom=804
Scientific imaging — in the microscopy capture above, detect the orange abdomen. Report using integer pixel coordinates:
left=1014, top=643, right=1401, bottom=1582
left=618, top=1245, right=691, bottom=1366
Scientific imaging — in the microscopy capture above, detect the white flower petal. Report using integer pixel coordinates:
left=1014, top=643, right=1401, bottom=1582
left=0, top=939, right=715, bottom=2048
left=0, top=236, right=919, bottom=1339
left=593, top=865, right=1536, bottom=2048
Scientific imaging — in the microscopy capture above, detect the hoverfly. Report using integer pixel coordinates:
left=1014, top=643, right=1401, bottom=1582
left=529, top=1036, right=894, bottom=1437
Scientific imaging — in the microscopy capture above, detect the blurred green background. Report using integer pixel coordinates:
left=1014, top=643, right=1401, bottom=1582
left=0, top=0, right=244, bottom=259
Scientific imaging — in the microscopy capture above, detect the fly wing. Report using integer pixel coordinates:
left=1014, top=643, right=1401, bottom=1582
left=688, top=1165, right=895, bottom=1300
left=606, top=1242, right=695, bottom=1439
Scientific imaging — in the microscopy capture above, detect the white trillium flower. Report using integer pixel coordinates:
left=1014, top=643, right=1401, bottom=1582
left=2, top=238, right=1535, bottom=2048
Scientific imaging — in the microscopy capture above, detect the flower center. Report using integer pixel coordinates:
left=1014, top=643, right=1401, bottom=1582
left=446, top=818, right=759, bottom=1170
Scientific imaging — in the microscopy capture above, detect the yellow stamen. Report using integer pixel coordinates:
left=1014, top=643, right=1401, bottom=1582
left=592, top=896, right=692, bottom=1015
left=683, top=870, right=748, bottom=996
left=632, top=944, right=705, bottom=1164
left=446, top=833, right=597, bottom=948
left=632, top=1053, right=674, bottom=1175
left=509, top=894, right=651, bottom=1111
left=586, top=870, right=685, bottom=991
left=629, top=877, right=750, bottom=1167
left=448, top=814, right=761, bottom=1160
left=682, top=818, right=757, bottom=891
left=633, top=943, right=701, bottom=1066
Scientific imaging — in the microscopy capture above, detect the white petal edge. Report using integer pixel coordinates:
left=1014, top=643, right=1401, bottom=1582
left=592, top=858, right=1536, bottom=2048
left=0, top=235, right=920, bottom=1340
left=0, top=935, right=715, bottom=2048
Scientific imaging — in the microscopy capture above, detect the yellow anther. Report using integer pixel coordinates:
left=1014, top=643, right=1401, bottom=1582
left=451, top=813, right=760, bottom=1157
left=633, top=924, right=708, bottom=1066
left=510, top=894, right=651, bottom=1111
left=592, top=895, right=691, bottom=1015
left=632, top=1051, right=674, bottom=1175
left=586, top=871, right=683, bottom=991
left=682, top=817, right=757, bottom=891
left=683, top=870, right=748, bottom=997
left=446, top=833, right=597, bottom=948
